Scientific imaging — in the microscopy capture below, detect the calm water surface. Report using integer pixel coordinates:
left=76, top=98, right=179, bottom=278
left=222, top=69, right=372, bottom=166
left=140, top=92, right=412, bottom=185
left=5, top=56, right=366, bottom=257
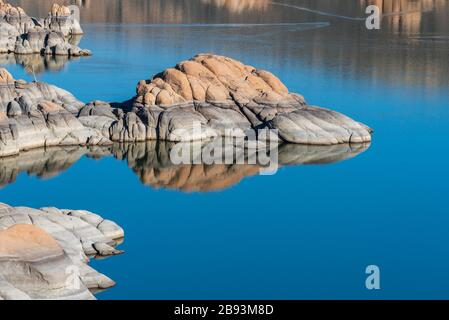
left=1, top=0, right=449, bottom=299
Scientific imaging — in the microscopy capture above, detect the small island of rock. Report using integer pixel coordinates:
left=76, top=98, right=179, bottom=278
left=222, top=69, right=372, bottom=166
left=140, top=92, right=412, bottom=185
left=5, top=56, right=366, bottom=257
left=0, top=54, right=372, bottom=157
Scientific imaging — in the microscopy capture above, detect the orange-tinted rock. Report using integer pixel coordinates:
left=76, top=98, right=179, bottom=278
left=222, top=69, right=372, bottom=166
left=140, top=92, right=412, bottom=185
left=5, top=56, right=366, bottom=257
left=38, top=100, right=64, bottom=112
left=0, top=68, right=13, bottom=84
left=50, top=3, right=71, bottom=17
left=0, top=224, right=62, bottom=261
left=255, top=70, right=289, bottom=95
left=156, top=89, right=174, bottom=105
left=163, top=68, right=193, bottom=101
left=137, top=54, right=294, bottom=107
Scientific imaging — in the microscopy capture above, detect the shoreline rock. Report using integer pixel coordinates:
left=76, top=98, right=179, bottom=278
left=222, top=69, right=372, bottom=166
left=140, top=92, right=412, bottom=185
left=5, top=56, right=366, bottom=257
left=0, top=1, right=90, bottom=57
left=0, top=203, right=124, bottom=300
left=0, top=54, right=373, bottom=158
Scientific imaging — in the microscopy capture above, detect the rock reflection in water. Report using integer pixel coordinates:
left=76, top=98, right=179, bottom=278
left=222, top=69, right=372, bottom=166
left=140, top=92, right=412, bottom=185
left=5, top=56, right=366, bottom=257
left=0, top=142, right=370, bottom=192
left=0, top=35, right=84, bottom=75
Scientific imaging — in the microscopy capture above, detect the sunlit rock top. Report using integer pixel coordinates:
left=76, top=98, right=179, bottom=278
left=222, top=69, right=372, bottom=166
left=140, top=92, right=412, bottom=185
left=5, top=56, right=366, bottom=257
left=135, top=54, right=303, bottom=107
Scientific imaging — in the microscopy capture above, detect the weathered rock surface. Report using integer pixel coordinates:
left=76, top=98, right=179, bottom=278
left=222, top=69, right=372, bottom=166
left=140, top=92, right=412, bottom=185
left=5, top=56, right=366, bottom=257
left=0, top=203, right=124, bottom=300
left=0, top=69, right=111, bottom=157
left=0, top=1, right=90, bottom=56
left=0, top=54, right=372, bottom=157
left=0, top=141, right=370, bottom=192
left=129, top=54, right=373, bottom=144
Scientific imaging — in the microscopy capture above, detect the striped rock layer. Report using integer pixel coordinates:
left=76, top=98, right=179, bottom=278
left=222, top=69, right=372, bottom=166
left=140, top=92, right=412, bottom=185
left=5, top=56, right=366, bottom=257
left=0, top=203, right=124, bottom=300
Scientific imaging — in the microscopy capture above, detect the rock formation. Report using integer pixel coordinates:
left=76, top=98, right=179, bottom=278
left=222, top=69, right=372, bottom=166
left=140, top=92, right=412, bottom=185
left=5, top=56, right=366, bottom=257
left=0, top=54, right=373, bottom=157
left=0, top=1, right=90, bottom=56
left=130, top=54, right=372, bottom=144
left=0, top=141, right=369, bottom=192
left=0, top=68, right=111, bottom=157
left=0, top=203, right=124, bottom=300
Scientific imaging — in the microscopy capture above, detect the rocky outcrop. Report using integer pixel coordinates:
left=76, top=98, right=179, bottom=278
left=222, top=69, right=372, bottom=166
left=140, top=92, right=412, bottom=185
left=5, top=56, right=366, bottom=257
left=0, top=141, right=369, bottom=192
left=0, top=1, right=90, bottom=56
left=0, top=69, right=111, bottom=157
left=0, top=203, right=124, bottom=300
left=0, top=54, right=372, bottom=157
left=129, top=54, right=372, bottom=144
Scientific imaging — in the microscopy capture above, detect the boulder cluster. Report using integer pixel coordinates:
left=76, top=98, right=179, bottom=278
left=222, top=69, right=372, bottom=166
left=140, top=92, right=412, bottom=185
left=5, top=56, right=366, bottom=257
left=0, top=1, right=90, bottom=56
left=0, top=54, right=372, bottom=157
left=0, top=68, right=110, bottom=157
left=0, top=203, right=124, bottom=300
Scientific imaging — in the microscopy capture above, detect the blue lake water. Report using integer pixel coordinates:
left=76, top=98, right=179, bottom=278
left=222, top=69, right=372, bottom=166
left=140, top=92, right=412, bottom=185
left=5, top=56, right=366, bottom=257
left=2, top=0, right=449, bottom=299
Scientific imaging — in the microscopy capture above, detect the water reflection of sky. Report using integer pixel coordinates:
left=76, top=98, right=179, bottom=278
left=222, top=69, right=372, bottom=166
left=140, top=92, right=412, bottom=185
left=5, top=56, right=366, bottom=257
left=1, top=0, right=449, bottom=299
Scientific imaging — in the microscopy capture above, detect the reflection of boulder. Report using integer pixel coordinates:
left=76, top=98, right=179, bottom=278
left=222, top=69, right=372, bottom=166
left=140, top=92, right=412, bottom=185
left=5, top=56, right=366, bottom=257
left=0, top=203, right=124, bottom=300
left=0, top=146, right=88, bottom=187
left=0, top=141, right=370, bottom=192
left=111, top=141, right=263, bottom=192
left=200, top=0, right=269, bottom=13
left=111, top=141, right=370, bottom=191
left=0, top=53, right=77, bottom=74
left=277, top=143, right=370, bottom=165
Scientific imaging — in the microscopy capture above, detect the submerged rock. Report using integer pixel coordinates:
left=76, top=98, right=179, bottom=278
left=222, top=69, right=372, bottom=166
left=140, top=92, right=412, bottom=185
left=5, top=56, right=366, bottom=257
left=0, top=54, right=372, bottom=157
left=0, top=203, right=124, bottom=300
left=0, top=1, right=90, bottom=57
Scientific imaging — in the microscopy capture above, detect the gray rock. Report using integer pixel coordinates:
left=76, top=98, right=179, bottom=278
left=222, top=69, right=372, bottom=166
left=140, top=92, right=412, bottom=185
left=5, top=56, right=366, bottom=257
left=0, top=1, right=90, bottom=57
left=6, top=100, right=20, bottom=116
left=0, top=54, right=373, bottom=157
left=0, top=202, right=124, bottom=300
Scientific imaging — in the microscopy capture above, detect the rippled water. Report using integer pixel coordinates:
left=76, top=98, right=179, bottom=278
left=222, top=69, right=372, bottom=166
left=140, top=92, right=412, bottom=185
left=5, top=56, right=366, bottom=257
left=1, top=0, right=449, bottom=299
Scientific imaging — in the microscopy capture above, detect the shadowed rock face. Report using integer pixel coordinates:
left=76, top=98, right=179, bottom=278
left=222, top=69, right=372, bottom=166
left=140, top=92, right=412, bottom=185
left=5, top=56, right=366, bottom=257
left=0, top=203, right=124, bottom=300
left=0, top=141, right=370, bottom=192
left=0, top=54, right=372, bottom=157
left=0, top=1, right=90, bottom=56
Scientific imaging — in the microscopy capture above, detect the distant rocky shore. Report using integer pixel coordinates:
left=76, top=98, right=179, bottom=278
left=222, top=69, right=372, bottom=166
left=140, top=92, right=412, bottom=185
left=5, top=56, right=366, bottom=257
left=0, top=1, right=90, bottom=56
left=0, top=53, right=373, bottom=157
left=0, top=203, right=124, bottom=300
